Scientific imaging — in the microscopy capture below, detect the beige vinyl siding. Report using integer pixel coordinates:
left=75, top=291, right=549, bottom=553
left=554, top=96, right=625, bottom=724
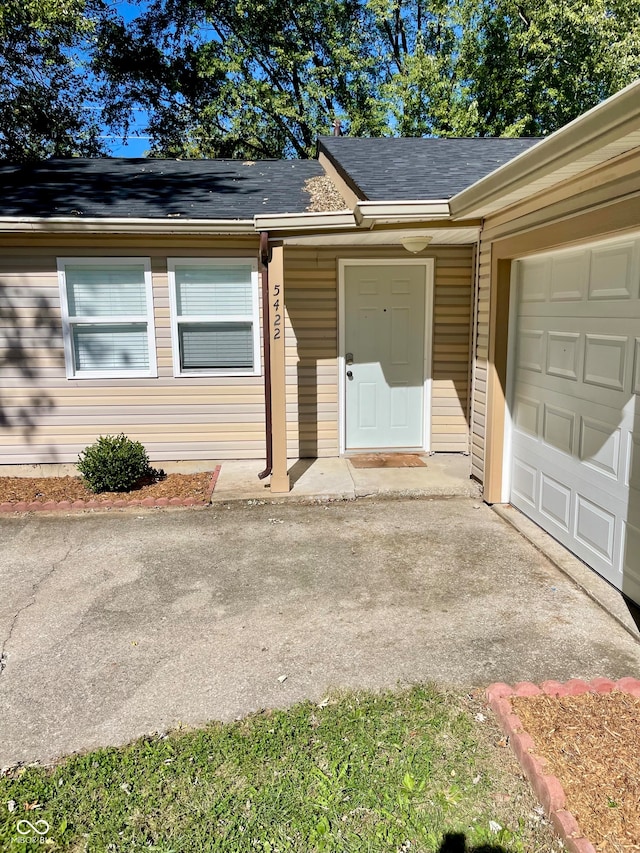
left=470, top=145, right=640, bottom=487
left=284, top=248, right=339, bottom=458
left=1, top=236, right=475, bottom=466
left=283, top=245, right=474, bottom=457
left=431, top=246, right=474, bottom=452
left=0, top=236, right=267, bottom=464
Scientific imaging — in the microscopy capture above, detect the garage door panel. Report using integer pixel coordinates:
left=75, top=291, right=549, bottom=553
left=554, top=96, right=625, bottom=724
left=542, top=403, right=576, bottom=455
left=520, top=257, right=550, bottom=302
left=574, top=495, right=616, bottom=563
left=516, top=329, right=544, bottom=372
left=511, top=457, right=538, bottom=508
left=513, top=394, right=540, bottom=437
left=550, top=250, right=589, bottom=302
left=509, top=234, right=640, bottom=603
left=583, top=334, right=628, bottom=391
left=539, top=473, right=572, bottom=530
left=546, top=331, right=581, bottom=380
left=589, top=240, right=640, bottom=301
left=579, top=416, right=622, bottom=479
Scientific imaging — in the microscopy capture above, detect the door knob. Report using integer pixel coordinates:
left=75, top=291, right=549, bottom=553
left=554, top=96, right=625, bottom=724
left=346, top=370, right=353, bottom=380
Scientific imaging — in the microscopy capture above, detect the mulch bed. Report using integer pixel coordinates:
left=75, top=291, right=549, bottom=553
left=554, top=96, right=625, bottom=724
left=0, top=470, right=219, bottom=511
left=511, top=691, right=640, bottom=852
left=488, top=680, right=640, bottom=853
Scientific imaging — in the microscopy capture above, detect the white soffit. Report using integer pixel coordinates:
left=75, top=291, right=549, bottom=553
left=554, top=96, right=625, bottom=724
left=282, top=227, right=480, bottom=247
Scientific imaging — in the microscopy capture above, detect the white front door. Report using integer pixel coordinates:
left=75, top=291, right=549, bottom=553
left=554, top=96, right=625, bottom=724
left=344, top=263, right=427, bottom=450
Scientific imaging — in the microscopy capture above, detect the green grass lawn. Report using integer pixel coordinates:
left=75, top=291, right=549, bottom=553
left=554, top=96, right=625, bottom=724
left=0, top=686, right=554, bottom=852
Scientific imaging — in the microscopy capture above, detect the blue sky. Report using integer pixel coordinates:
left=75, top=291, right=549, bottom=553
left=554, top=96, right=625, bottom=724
left=100, top=0, right=152, bottom=157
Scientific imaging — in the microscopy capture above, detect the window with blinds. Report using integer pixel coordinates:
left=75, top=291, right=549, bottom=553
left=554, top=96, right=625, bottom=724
left=168, top=259, right=260, bottom=376
left=57, top=259, right=157, bottom=379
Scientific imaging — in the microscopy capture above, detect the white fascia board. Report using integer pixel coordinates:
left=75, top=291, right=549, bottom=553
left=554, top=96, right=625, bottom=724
left=449, top=79, right=640, bottom=219
left=0, top=217, right=256, bottom=234
left=253, top=211, right=356, bottom=231
left=354, top=200, right=451, bottom=226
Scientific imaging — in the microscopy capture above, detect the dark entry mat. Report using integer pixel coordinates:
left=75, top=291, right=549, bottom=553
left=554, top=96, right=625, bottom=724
left=348, top=454, right=428, bottom=469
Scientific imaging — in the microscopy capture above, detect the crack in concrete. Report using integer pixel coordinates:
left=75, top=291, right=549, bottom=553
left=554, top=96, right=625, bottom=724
left=0, top=543, right=73, bottom=678
left=345, top=460, right=357, bottom=498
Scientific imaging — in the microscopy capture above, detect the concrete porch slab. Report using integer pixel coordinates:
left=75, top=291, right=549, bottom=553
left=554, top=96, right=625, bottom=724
left=210, top=454, right=480, bottom=502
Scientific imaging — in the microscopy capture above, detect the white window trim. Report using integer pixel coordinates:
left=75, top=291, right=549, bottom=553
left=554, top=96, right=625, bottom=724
left=57, top=257, right=157, bottom=380
left=167, top=257, right=261, bottom=378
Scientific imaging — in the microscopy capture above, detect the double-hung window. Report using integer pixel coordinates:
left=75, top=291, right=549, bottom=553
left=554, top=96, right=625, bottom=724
left=168, top=258, right=260, bottom=376
left=58, top=258, right=157, bottom=379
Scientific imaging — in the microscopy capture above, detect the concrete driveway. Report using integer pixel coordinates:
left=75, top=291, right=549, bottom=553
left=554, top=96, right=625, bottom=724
left=1, top=497, right=639, bottom=767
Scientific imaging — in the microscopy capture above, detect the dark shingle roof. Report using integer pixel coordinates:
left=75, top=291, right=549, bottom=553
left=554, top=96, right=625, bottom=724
left=0, top=158, right=326, bottom=219
left=319, top=136, right=542, bottom=200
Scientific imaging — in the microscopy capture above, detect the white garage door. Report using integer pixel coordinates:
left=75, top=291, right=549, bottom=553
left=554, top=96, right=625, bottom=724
left=508, top=233, right=640, bottom=605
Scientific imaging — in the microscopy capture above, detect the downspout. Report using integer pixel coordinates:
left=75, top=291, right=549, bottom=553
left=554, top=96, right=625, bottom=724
left=258, top=231, right=273, bottom=480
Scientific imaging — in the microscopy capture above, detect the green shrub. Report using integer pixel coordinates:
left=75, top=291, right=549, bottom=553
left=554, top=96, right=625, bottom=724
left=77, top=433, right=157, bottom=493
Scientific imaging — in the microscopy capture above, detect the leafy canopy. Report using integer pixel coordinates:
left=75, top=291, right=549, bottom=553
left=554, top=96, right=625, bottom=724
left=0, top=0, right=106, bottom=160
left=2, top=0, right=640, bottom=160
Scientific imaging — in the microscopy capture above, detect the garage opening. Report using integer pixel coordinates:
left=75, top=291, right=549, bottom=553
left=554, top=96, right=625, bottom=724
left=505, top=233, right=640, bottom=605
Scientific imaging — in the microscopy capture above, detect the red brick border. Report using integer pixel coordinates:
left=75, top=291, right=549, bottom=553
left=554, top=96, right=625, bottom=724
left=487, top=679, right=640, bottom=853
left=0, top=466, right=221, bottom=514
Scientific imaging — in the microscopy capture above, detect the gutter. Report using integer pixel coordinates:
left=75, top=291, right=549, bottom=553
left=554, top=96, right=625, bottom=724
left=450, top=79, right=640, bottom=219
left=256, top=205, right=457, bottom=234
left=254, top=211, right=356, bottom=232
left=0, top=217, right=256, bottom=234
left=354, top=200, right=450, bottom=226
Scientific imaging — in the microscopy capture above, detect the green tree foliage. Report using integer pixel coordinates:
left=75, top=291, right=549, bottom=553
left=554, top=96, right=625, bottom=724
left=459, top=0, right=640, bottom=137
left=94, top=0, right=640, bottom=158
left=0, top=0, right=106, bottom=160
left=2, top=0, right=640, bottom=160
left=94, top=0, right=388, bottom=158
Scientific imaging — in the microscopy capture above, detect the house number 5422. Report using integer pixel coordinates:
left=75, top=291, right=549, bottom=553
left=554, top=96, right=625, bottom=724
left=273, top=283, right=281, bottom=340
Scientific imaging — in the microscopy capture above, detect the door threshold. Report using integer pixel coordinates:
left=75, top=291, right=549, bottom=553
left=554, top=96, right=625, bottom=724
left=344, top=449, right=429, bottom=456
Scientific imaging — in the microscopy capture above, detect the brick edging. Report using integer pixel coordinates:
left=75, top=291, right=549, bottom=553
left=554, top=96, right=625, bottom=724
left=0, top=466, right=221, bottom=514
left=486, top=679, right=640, bottom=853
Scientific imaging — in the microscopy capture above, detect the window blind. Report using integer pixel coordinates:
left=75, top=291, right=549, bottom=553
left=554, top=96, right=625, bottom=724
left=66, top=265, right=147, bottom=317
left=174, top=265, right=253, bottom=316
left=179, top=323, right=253, bottom=370
left=72, top=324, right=150, bottom=371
